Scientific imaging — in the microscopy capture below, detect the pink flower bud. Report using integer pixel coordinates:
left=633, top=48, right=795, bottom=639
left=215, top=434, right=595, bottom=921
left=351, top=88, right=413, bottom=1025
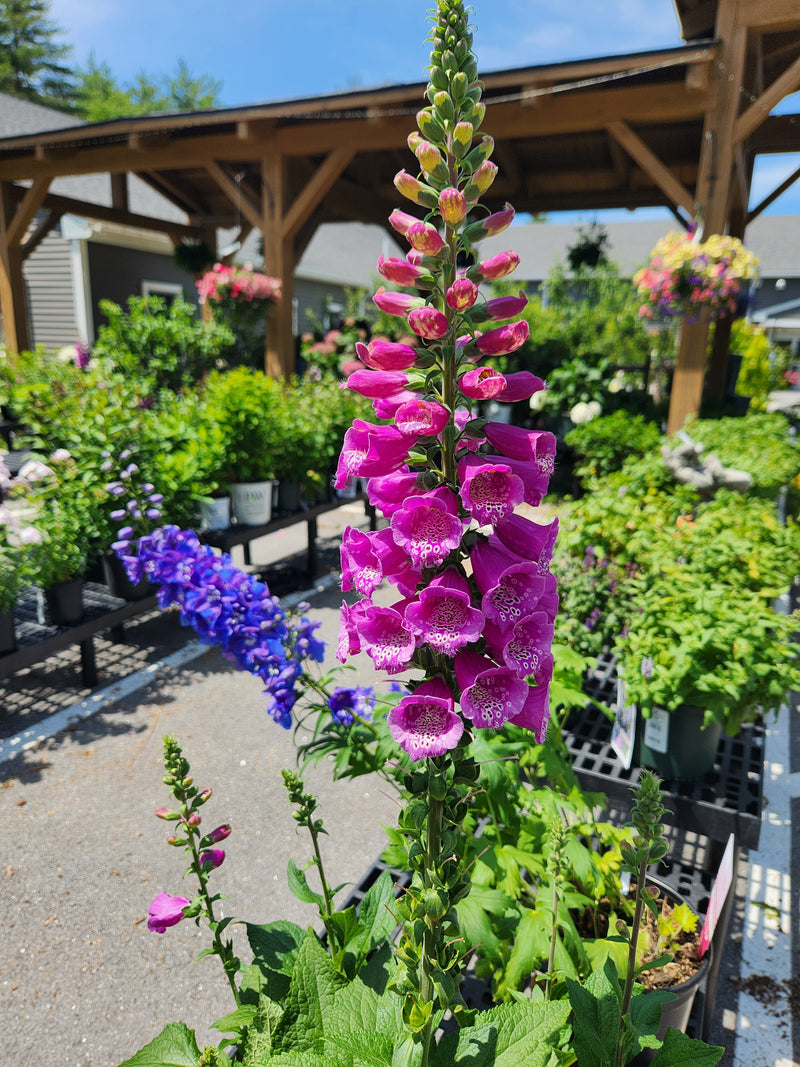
left=207, top=824, right=232, bottom=843
left=406, top=221, right=446, bottom=256
left=446, top=278, right=479, bottom=310
left=438, top=187, right=467, bottom=226
left=186, top=812, right=202, bottom=827
left=474, top=320, right=530, bottom=356
left=485, top=292, right=528, bottom=320
left=482, top=204, right=515, bottom=236
left=373, top=287, right=425, bottom=315
left=155, top=807, right=181, bottom=821
left=408, top=306, right=449, bottom=340
left=356, top=339, right=419, bottom=372
left=388, top=209, right=419, bottom=237
left=467, top=160, right=498, bottom=198
left=199, top=849, right=226, bottom=870
left=473, top=250, right=520, bottom=282
left=196, top=788, right=213, bottom=805
left=165, top=834, right=183, bottom=846
left=377, top=255, right=423, bottom=287
left=459, top=366, right=507, bottom=399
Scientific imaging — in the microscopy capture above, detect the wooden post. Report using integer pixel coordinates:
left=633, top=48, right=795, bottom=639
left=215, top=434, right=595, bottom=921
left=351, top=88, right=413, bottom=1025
left=0, top=182, right=31, bottom=352
left=261, top=153, right=294, bottom=379
left=667, top=319, right=710, bottom=434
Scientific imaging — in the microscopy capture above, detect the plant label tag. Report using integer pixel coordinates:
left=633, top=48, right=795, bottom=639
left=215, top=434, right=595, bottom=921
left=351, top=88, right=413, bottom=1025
left=698, top=833, right=735, bottom=958
left=611, top=678, right=636, bottom=770
left=643, top=707, right=670, bottom=754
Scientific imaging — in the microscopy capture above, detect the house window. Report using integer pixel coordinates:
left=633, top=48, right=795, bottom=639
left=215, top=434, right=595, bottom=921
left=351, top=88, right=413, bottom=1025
left=141, top=280, right=184, bottom=303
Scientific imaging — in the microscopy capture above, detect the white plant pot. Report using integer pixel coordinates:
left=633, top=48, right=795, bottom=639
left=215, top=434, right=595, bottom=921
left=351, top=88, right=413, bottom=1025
left=198, top=496, right=231, bottom=531
left=230, top=481, right=274, bottom=525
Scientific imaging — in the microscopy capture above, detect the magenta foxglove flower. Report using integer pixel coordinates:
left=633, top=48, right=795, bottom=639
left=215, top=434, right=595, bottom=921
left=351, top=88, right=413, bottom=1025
left=471, top=541, right=548, bottom=632
left=484, top=424, right=557, bottom=476
left=355, top=601, right=417, bottom=674
left=371, top=527, right=423, bottom=596
left=206, top=824, right=231, bottom=843
left=147, top=892, right=190, bottom=934
left=438, top=187, right=467, bottom=225
left=373, top=390, right=422, bottom=419
left=485, top=292, right=528, bottom=320
left=387, top=677, right=464, bottom=761
left=497, top=611, right=555, bottom=685
left=492, top=514, right=559, bottom=575
left=356, top=339, right=418, bottom=372
left=394, top=399, right=450, bottom=437
left=472, top=250, right=520, bottom=282
left=408, top=306, right=449, bottom=340
left=390, top=490, right=464, bottom=568
left=458, top=366, right=507, bottom=400
left=493, top=371, right=545, bottom=403
left=377, top=255, right=426, bottom=287
left=454, top=649, right=529, bottom=729
left=373, top=287, right=425, bottom=315
left=407, top=221, right=446, bottom=256
left=405, top=568, right=483, bottom=656
left=335, top=420, right=412, bottom=488
left=457, top=457, right=524, bottom=527
left=366, top=467, right=421, bottom=516
left=337, top=599, right=367, bottom=662
left=513, top=682, right=550, bottom=742
left=469, top=203, right=515, bottom=239
left=446, top=278, right=479, bottom=310
left=340, top=527, right=384, bottom=596
left=474, top=320, right=530, bottom=357
left=346, top=369, right=410, bottom=399
left=480, top=452, right=550, bottom=508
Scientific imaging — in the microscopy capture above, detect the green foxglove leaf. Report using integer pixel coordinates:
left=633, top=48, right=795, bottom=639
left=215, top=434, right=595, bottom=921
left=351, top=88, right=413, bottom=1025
left=287, top=859, right=325, bottom=906
left=343, top=870, right=398, bottom=965
left=114, top=1022, right=201, bottom=1067
left=211, top=1004, right=258, bottom=1033
left=271, top=930, right=347, bottom=1055
left=649, top=1027, right=724, bottom=1066
left=565, top=968, right=620, bottom=1067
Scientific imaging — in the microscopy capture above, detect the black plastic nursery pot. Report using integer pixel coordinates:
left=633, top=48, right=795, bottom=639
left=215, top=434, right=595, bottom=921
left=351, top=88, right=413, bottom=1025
left=101, top=552, right=154, bottom=601
left=43, top=578, right=84, bottom=626
left=636, top=704, right=723, bottom=783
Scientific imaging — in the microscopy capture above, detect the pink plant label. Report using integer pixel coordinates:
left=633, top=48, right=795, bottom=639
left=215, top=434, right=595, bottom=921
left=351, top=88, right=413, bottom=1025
left=698, top=833, right=735, bottom=958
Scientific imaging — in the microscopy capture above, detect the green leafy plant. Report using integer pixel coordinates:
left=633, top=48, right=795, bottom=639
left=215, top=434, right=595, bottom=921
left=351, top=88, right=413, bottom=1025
left=566, top=410, right=663, bottom=486
left=197, top=367, right=284, bottom=483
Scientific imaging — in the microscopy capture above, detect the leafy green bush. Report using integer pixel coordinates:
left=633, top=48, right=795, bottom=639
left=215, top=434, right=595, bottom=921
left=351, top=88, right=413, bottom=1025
left=197, top=368, right=285, bottom=483
left=683, top=411, right=800, bottom=499
left=565, top=410, right=662, bottom=485
left=93, top=295, right=234, bottom=393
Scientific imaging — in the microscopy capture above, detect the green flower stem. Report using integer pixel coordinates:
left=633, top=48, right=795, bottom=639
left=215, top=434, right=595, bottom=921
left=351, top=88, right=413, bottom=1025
left=186, top=830, right=242, bottom=1009
left=614, top=853, right=649, bottom=1067
left=420, top=790, right=445, bottom=1067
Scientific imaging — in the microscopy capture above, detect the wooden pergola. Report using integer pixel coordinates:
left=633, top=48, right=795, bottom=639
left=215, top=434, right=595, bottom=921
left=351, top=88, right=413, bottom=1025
left=0, top=0, right=799, bottom=431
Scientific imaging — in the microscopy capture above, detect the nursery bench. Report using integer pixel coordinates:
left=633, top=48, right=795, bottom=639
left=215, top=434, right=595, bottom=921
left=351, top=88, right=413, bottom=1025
left=0, top=497, right=375, bottom=689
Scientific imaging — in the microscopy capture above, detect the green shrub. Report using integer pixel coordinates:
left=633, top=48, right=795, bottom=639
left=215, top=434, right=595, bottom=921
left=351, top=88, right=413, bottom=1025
left=93, top=295, right=234, bottom=393
left=565, top=410, right=662, bottom=485
left=197, top=367, right=284, bottom=483
left=683, top=411, right=800, bottom=499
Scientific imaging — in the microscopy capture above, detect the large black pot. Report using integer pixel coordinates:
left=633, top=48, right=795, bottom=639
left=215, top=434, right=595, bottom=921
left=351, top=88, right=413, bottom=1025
left=43, top=579, right=84, bottom=626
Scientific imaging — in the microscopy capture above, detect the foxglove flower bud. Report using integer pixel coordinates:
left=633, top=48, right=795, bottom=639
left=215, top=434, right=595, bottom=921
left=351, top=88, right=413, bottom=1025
left=452, top=122, right=473, bottom=158
left=373, top=287, right=425, bottom=315
left=464, top=160, right=498, bottom=200
left=394, top=170, right=439, bottom=209
left=470, top=250, right=520, bottom=282
left=463, top=204, right=515, bottom=242
left=438, top=188, right=467, bottom=226
left=155, top=807, right=181, bottom=821
left=389, top=209, right=420, bottom=237
left=408, top=306, right=449, bottom=340
left=446, top=278, right=478, bottom=310
left=406, top=221, right=446, bottom=256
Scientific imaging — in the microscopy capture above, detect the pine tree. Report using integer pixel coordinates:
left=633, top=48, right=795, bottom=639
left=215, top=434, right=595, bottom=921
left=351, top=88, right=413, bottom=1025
left=0, top=0, right=76, bottom=108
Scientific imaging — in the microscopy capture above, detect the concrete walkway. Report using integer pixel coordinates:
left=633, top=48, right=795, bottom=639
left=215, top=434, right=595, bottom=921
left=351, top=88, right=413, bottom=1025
left=1, top=502, right=797, bottom=1065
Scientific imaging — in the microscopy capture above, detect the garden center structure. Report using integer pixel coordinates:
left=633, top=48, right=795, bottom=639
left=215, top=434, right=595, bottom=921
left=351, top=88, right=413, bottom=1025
left=0, top=0, right=799, bottom=431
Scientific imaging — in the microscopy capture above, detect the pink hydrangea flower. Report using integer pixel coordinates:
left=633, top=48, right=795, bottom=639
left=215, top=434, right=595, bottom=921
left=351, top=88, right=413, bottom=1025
left=390, top=489, right=464, bottom=569
left=147, top=892, right=190, bottom=934
left=454, top=649, right=529, bottom=729
left=387, top=677, right=464, bottom=761
left=405, top=568, right=484, bottom=656
left=457, top=456, right=524, bottom=527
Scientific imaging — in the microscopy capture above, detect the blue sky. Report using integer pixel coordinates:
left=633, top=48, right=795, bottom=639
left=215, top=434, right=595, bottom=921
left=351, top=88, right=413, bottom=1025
left=48, top=0, right=800, bottom=220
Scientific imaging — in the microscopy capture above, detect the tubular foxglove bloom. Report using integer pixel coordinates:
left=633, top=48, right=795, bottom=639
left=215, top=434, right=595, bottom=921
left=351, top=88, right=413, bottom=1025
left=484, top=292, right=528, bottom=319
left=335, top=420, right=413, bottom=487
left=353, top=601, right=416, bottom=674
left=147, top=892, right=190, bottom=934
left=346, top=368, right=410, bottom=399
left=372, top=287, right=425, bottom=315
left=445, top=277, right=479, bottom=310
left=394, top=398, right=450, bottom=437
left=457, top=457, right=525, bottom=526
left=492, top=371, right=546, bottom=403
left=407, top=221, right=447, bottom=256
left=390, top=490, right=464, bottom=568
left=404, top=568, right=484, bottom=655
left=438, top=187, right=468, bottom=225
left=454, top=649, right=529, bottom=729
left=458, top=366, right=507, bottom=399
left=484, top=423, right=558, bottom=476
left=355, top=339, right=418, bottom=371
left=388, top=209, right=420, bottom=236
left=386, top=677, right=464, bottom=761
left=377, top=255, right=427, bottom=287
left=470, top=250, right=520, bottom=282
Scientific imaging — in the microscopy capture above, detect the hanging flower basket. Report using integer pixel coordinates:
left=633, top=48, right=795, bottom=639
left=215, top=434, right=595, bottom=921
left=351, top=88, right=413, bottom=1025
left=196, top=263, right=282, bottom=319
left=634, top=229, right=759, bottom=323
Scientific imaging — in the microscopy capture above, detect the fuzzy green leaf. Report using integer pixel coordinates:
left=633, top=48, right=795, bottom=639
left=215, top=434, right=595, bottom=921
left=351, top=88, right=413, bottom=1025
left=287, top=859, right=326, bottom=907
left=649, top=1027, right=724, bottom=1066
left=271, top=930, right=347, bottom=1054
left=114, top=1022, right=201, bottom=1067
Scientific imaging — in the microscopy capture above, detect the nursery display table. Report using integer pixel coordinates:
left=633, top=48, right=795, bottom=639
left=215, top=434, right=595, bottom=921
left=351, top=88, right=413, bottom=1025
left=0, top=497, right=375, bottom=689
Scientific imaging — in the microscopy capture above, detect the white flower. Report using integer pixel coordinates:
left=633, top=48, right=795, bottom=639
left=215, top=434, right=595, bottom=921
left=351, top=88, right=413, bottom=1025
left=570, top=402, right=591, bottom=424
left=18, top=459, right=54, bottom=483
left=529, top=388, right=548, bottom=412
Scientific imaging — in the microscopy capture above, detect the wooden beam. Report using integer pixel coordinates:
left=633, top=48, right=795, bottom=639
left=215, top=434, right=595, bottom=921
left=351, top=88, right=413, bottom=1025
left=137, top=170, right=206, bottom=216
left=110, top=172, right=129, bottom=212
left=6, top=183, right=196, bottom=239
left=282, top=146, right=353, bottom=241
left=748, top=162, right=800, bottom=220
left=606, top=120, right=695, bottom=216
left=21, top=209, right=62, bottom=260
left=742, top=0, right=800, bottom=31
left=6, top=175, right=51, bottom=247
left=667, top=319, right=709, bottom=434
left=205, top=161, right=265, bottom=232
left=734, top=53, right=800, bottom=144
